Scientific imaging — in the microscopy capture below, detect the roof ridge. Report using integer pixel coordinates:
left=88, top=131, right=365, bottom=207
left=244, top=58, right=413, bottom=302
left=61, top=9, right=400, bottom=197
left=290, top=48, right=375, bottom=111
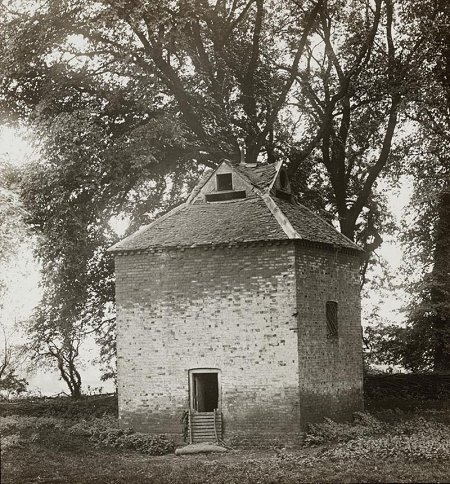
left=260, top=194, right=301, bottom=240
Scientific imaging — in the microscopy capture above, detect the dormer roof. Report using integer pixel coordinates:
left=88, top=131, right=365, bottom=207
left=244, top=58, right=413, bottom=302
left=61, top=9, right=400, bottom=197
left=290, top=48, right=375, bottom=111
left=108, top=161, right=362, bottom=253
left=233, top=162, right=279, bottom=192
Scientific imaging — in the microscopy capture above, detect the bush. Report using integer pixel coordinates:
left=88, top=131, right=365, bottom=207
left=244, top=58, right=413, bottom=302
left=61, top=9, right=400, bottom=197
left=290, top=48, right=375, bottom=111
left=69, top=418, right=175, bottom=455
left=98, top=431, right=175, bottom=455
left=0, top=415, right=68, bottom=436
left=301, top=411, right=450, bottom=462
left=0, top=394, right=118, bottom=418
left=0, top=414, right=175, bottom=456
left=304, top=412, right=386, bottom=445
left=321, top=418, right=450, bottom=461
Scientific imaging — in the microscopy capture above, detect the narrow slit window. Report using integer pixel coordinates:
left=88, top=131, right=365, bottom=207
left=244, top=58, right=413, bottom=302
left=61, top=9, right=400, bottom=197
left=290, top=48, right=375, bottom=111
left=216, top=173, right=233, bottom=191
left=326, top=301, right=338, bottom=337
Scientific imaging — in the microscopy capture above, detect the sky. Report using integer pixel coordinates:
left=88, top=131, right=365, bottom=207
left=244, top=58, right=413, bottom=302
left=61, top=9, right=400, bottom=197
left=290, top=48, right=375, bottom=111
left=0, top=125, right=411, bottom=396
left=0, top=126, right=114, bottom=395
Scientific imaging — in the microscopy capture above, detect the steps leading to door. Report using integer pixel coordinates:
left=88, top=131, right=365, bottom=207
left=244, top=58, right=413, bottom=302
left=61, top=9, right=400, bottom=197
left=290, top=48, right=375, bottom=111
left=189, top=411, right=222, bottom=443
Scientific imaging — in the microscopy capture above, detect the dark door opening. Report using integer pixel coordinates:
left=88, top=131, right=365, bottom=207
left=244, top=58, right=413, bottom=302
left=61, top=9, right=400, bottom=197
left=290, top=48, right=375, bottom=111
left=192, top=373, right=219, bottom=412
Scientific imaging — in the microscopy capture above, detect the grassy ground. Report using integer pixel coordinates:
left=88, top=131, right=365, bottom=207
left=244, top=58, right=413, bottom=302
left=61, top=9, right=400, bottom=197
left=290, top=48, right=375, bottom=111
left=2, top=433, right=450, bottom=484
left=1, top=396, right=450, bottom=483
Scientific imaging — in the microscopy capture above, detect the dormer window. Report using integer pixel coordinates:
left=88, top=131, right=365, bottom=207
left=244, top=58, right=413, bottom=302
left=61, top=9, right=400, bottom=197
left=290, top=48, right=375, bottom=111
left=206, top=172, right=245, bottom=202
left=274, top=167, right=292, bottom=201
left=279, top=169, right=288, bottom=190
left=216, top=173, right=233, bottom=191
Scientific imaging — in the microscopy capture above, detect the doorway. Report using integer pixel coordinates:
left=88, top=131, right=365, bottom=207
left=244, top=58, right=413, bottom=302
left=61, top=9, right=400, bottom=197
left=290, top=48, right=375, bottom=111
left=190, top=371, right=220, bottom=412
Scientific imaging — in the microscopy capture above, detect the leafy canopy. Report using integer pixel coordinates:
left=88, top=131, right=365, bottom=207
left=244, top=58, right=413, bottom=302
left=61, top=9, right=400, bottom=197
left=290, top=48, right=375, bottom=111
left=1, top=0, right=445, bottom=383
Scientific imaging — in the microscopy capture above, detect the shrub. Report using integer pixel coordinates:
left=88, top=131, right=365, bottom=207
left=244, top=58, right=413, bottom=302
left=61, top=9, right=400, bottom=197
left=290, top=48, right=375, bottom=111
left=0, top=394, right=118, bottom=418
left=68, top=417, right=175, bottom=455
left=321, top=421, right=450, bottom=461
left=301, top=411, right=450, bottom=462
left=0, top=415, right=68, bottom=436
left=91, top=428, right=174, bottom=455
left=98, top=432, right=175, bottom=455
left=0, top=415, right=175, bottom=456
left=304, top=412, right=386, bottom=445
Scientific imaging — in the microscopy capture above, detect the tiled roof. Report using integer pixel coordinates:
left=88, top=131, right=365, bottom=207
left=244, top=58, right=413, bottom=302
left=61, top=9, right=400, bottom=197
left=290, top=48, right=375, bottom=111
left=233, top=163, right=278, bottom=191
left=109, top=161, right=362, bottom=253
left=274, top=198, right=358, bottom=250
left=109, top=195, right=361, bottom=252
left=110, top=198, right=287, bottom=251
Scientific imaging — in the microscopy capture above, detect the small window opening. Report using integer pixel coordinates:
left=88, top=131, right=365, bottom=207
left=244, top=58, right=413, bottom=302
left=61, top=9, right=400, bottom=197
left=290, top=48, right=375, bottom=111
left=192, top=373, right=219, bottom=412
left=279, top=169, right=288, bottom=190
left=216, top=173, right=233, bottom=191
left=326, top=301, right=338, bottom=337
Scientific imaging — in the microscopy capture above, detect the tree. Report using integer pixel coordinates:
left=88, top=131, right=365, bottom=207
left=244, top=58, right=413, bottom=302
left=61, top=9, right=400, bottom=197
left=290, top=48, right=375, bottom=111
left=0, top=0, right=437, bottom=381
left=396, top=0, right=450, bottom=372
left=287, top=0, right=430, bottom=248
left=0, top=323, right=28, bottom=399
left=0, top=0, right=324, bottom=163
left=365, top=0, right=450, bottom=372
left=1, top=0, right=416, bottom=239
left=27, top=306, right=83, bottom=398
left=0, top=0, right=326, bottom=386
left=0, top=161, right=31, bottom=396
left=0, top=160, right=27, bottom=264
left=395, top=172, right=450, bottom=373
left=428, top=189, right=450, bottom=371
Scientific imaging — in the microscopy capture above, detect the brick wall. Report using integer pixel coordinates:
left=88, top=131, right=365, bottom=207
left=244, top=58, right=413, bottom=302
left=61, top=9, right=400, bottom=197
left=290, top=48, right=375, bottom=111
left=114, top=242, right=300, bottom=442
left=295, top=243, right=364, bottom=425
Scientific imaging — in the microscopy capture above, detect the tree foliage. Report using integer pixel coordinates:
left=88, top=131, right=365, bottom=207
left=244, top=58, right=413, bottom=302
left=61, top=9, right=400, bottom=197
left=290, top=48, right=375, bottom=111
left=0, top=160, right=27, bottom=265
left=0, top=0, right=419, bottom=241
left=365, top=0, right=450, bottom=373
left=0, top=324, right=28, bottom=398
left=288, top=0, right=414, bottom=244
left=0, top=0, right=445, bottom=383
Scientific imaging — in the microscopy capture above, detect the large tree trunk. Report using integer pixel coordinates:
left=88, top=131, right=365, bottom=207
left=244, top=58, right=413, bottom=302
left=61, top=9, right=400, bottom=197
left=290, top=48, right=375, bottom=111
left=56, top=350, right=83, bottom=399
left=432, top=188, right=450, bottom=373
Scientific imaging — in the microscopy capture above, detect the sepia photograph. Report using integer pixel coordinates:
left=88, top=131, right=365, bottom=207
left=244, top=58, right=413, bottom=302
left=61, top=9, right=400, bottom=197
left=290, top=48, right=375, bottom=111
left=0, top=0, right=449, bottom=482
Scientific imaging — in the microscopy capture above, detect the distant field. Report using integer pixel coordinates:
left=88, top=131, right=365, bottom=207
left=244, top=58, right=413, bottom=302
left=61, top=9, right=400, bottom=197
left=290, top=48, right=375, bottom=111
left=1, top=387, right=450, bottom=483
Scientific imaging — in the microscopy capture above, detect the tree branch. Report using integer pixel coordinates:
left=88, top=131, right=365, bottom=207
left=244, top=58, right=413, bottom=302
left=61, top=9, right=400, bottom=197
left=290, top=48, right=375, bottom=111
left=251, top=0, right=324, bottom=160
left=348, top=93, right=401, bottom=229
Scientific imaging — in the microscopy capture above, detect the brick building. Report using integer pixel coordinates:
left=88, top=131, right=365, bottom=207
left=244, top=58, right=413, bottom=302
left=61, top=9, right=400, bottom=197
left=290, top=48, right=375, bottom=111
left=109, top=160, right=364, bottom=444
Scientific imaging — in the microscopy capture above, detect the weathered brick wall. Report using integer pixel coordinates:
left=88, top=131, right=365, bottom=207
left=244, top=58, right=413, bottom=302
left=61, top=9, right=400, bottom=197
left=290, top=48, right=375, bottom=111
left=115, top=242, right=300, bottom=442
left=295, top=243, right=364, bottom=426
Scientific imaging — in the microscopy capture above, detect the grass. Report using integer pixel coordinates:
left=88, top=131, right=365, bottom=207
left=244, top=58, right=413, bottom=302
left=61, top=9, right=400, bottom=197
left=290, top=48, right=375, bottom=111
left=3, top=437, right=450, bottom=483
left=1, top=396, right=450, bottom=483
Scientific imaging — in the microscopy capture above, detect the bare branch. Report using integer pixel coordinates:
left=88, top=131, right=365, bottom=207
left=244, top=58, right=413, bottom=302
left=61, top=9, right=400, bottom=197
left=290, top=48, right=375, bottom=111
left=348, top=94, right=401, bottom=227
